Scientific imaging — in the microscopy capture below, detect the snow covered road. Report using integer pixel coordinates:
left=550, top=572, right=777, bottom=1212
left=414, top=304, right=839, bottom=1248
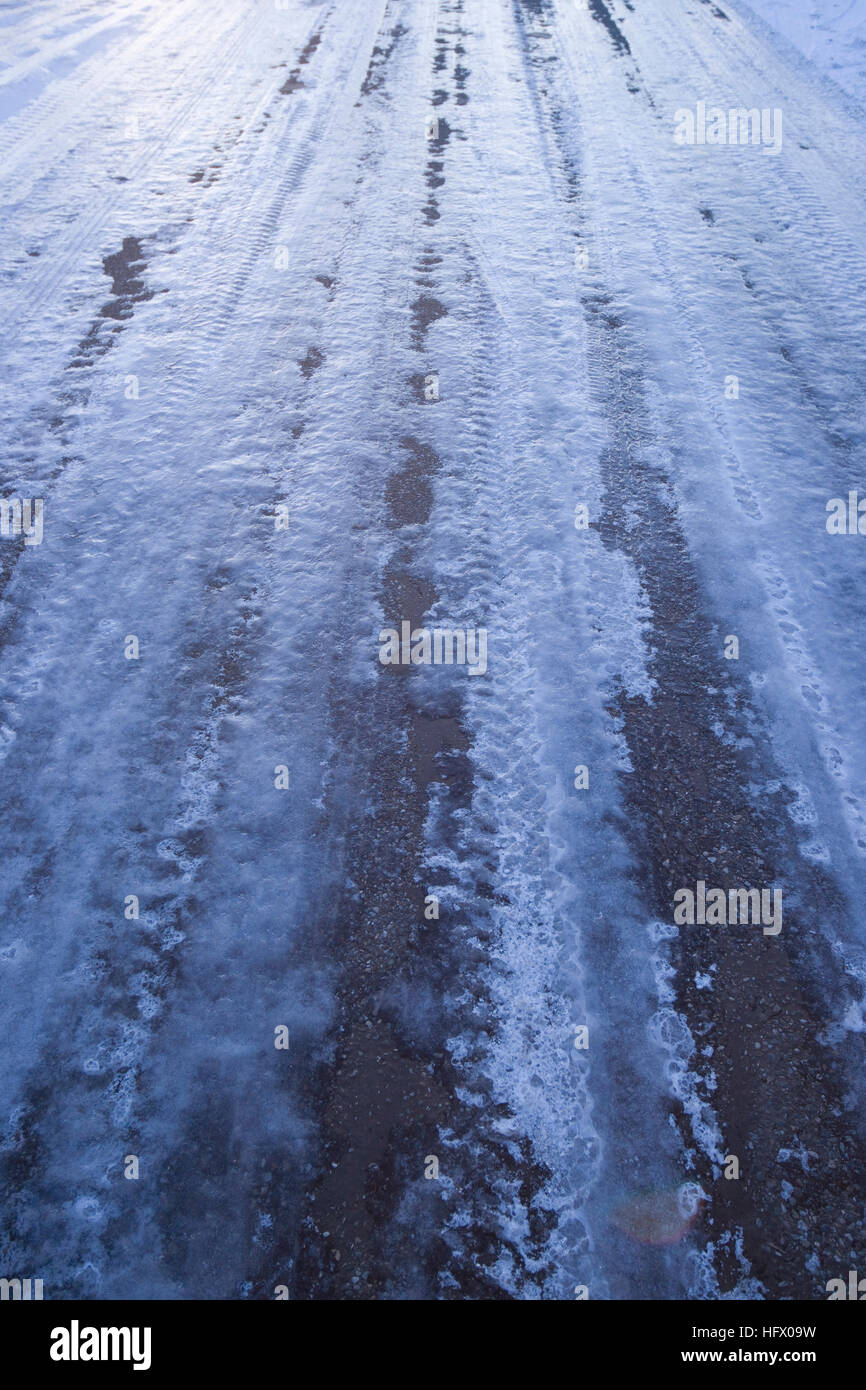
left=1, top=0, right=866, bottom=1300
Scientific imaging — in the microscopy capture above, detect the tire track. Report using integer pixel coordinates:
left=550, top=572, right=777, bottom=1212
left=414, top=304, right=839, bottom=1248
left=545, top=0, right=866, bottom=1297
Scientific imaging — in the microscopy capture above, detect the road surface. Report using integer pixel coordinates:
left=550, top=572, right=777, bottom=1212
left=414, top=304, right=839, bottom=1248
left=1, top=0, right=866, bottom=1300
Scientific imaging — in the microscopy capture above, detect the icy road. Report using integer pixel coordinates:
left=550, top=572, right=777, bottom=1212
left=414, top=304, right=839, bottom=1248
left=1, top=0, right=866, bottom=1301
